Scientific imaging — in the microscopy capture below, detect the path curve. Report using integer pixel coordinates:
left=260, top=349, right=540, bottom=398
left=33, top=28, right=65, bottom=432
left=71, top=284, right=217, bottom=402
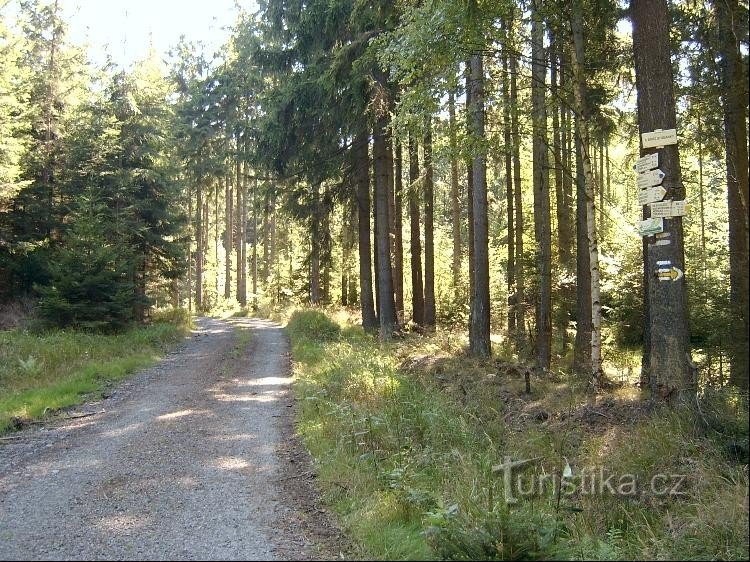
left=0, top=317, right=341, bottom=561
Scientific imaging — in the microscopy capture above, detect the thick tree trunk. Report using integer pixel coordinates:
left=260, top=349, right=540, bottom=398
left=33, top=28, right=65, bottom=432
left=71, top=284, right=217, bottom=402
left=424, top=117, right=436, bottom=329
left=374, top=113, right=398, bottom=337
left=352, top=131, right=378, bottom=331
left=715, top=0, right=749, bottom=390
left=408, top=133, right=425, bottom=326
left=532, top=0, right=552, bottom=370
left=465, top=61, right=475, bottom=336
left=632, top=0, right=695, bottom=400
left=468, top=50, right=491, bottom=357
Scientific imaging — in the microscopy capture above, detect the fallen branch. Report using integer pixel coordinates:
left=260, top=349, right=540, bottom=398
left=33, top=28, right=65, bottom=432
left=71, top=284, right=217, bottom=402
left=65, top=410, right=104, bottom=420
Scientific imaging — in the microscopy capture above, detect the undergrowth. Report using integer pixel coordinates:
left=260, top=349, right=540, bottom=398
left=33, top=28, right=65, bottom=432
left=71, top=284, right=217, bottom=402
left=0, top=308, right=191, bottom=433
left=286, top=308, right=749, bottom=561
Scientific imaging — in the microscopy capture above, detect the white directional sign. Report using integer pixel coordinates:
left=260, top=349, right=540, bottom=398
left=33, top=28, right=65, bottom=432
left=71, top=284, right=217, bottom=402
left=642, top=128, right=678, bottom=149
left=638, top=186, right=668, bottom=206
left=637, top=168, right=666, bottom=189
left=635, top=153, right=659, bottom=174
left=649, top=199, right=689, bottom=218
left=639, top=217, right=664, bottom=237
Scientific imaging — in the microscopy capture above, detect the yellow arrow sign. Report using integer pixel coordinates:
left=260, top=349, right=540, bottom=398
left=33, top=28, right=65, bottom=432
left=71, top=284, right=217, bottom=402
left=657, top=267, right=683, bottom=281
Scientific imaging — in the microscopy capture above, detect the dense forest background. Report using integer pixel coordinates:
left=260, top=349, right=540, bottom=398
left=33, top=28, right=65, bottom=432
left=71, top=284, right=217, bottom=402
left=1, top=0, right=748, bottom=396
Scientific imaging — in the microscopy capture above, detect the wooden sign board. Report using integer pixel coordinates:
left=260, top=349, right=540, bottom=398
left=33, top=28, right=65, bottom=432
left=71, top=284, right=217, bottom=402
left=642, top=128, right=678, bottom=149
left=635, top=153, right=659, bottom=174
left=638, top=186, right=667, bottom=206
left=649, top=199, right=688, bottom=218
left=637, top=168, right=665, bottom=189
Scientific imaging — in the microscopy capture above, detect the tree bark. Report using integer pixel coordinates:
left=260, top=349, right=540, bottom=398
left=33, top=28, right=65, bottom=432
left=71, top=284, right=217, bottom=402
left=468, top=48, right=491, bottom=357
left=571, top=1, right=603, bottom=388
left=448, top=87, right=462, bottom=288
left=355, top=128, right=377, bottom=330
left=374, top=112, right=398, bottom=337
left=574, top=122, right=593, bottom=376
left=532, top=0, right=552, bottom=370
left=632, top=0, right=695, bottom=400
left=502, top=46, right=516, bottom=341
left=408, top=132, right=425, bottom=326
left=225, top=172, right=232, bottom=300
left=393, top=140, right=405, bottom=322
left=424, top=116, right=436, bottom=329
left=310, top=183, right=321, bottom=305
left=510, top=45, right=527, bottom=353
left=715, top=0, right=749, bottom=390
left=196, top=173, right=204, bottom=312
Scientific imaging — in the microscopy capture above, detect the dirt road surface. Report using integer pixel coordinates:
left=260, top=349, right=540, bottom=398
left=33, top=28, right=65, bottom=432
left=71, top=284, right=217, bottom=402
left=0, top=317, right=343, bottom=561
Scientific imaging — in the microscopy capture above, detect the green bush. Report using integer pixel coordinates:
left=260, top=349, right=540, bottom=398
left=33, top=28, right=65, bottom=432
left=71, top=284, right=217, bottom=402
left=35, top=215, right=136, bottom=332
left=286, top=309, right=341, bottom=342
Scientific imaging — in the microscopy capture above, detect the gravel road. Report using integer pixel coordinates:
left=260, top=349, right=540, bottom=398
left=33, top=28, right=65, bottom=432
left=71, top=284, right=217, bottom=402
left=0, top=317, right=343, bottom=561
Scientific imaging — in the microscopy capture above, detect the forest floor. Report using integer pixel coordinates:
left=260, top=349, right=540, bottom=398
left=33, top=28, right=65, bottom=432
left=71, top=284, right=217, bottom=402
left=0, top=317, right=347, bottom=560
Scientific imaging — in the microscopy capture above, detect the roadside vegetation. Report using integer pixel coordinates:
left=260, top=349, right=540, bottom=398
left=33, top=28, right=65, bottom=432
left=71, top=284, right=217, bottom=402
left=287, top=308, right=749, bottom=561
left=0, top=309, right=191, bottom=434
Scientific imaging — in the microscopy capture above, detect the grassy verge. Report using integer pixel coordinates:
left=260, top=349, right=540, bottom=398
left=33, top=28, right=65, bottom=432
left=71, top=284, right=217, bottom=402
left=0, top=309, right=191, bottom=434
left=287, top=308, right=749, bottom=561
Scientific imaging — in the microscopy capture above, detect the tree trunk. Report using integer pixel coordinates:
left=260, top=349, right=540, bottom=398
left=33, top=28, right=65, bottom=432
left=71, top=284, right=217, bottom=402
left=466, top=61, right=475, bottom=336
left=715, top=0, right=749, bottom=390
left=510, top=46, right=527, bottom=354
left=468, top=47, right=491, bottom=357
left=374, top=113, right=397, bottom=337
left=532, top=0, right=552, bottom=370
left=574, top=120, right=593, bottom=375
left=236, top=154, right=246, bottom=308
left=632, top=0, right=695, bottom=400
left=196, top=174, right=204, bottom=312
left=251, top=176, right=259, bottom=311
left=310, top=183, right=321, bottom=305
left=408, top=133, right=425, bottom=326
left=502, top=47, right=516, bottom=341
left=355, top=129, right=377, bottom=330
left=448, top=87, right=462, bottom=288
left=225, top=172, right=232, bottom=300
left=393, top=140, right=405, bottom=322
left=424, top=116, right=436, bottom=329
left=571, top=1, right=603, bottom=388
left=551, top=38, right=573, bottom=270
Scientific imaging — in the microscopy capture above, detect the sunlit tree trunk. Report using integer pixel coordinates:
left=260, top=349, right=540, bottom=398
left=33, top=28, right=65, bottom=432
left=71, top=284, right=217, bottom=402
left=408, top=132, right=425, bottom=326
left=424, top=116, right=436, bottom=330
left=571, top=1, right=603, bottom=388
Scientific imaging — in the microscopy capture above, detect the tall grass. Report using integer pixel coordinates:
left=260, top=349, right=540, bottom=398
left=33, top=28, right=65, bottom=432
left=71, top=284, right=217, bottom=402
left=0, top=310, right=190, bottom=433
left=287, top=309, right=749, bottom=561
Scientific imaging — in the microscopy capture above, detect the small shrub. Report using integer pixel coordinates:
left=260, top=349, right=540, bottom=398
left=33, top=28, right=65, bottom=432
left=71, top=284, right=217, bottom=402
left=287, top=309, right=341, bottom=342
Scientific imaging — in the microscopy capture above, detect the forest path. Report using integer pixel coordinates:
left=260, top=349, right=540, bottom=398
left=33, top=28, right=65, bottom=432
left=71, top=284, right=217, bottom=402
left=0, top=317, right=342, bottom=560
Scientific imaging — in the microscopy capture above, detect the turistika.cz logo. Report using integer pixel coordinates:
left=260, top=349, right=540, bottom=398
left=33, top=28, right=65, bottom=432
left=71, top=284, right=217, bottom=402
left=492, top=456, right=687, bottom=504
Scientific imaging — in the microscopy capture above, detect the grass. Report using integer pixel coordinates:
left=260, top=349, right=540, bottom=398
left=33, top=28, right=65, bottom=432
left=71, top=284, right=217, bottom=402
left=0, top=309, right=191, bottom=434
left=286, top=307, right=749, bottom=561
